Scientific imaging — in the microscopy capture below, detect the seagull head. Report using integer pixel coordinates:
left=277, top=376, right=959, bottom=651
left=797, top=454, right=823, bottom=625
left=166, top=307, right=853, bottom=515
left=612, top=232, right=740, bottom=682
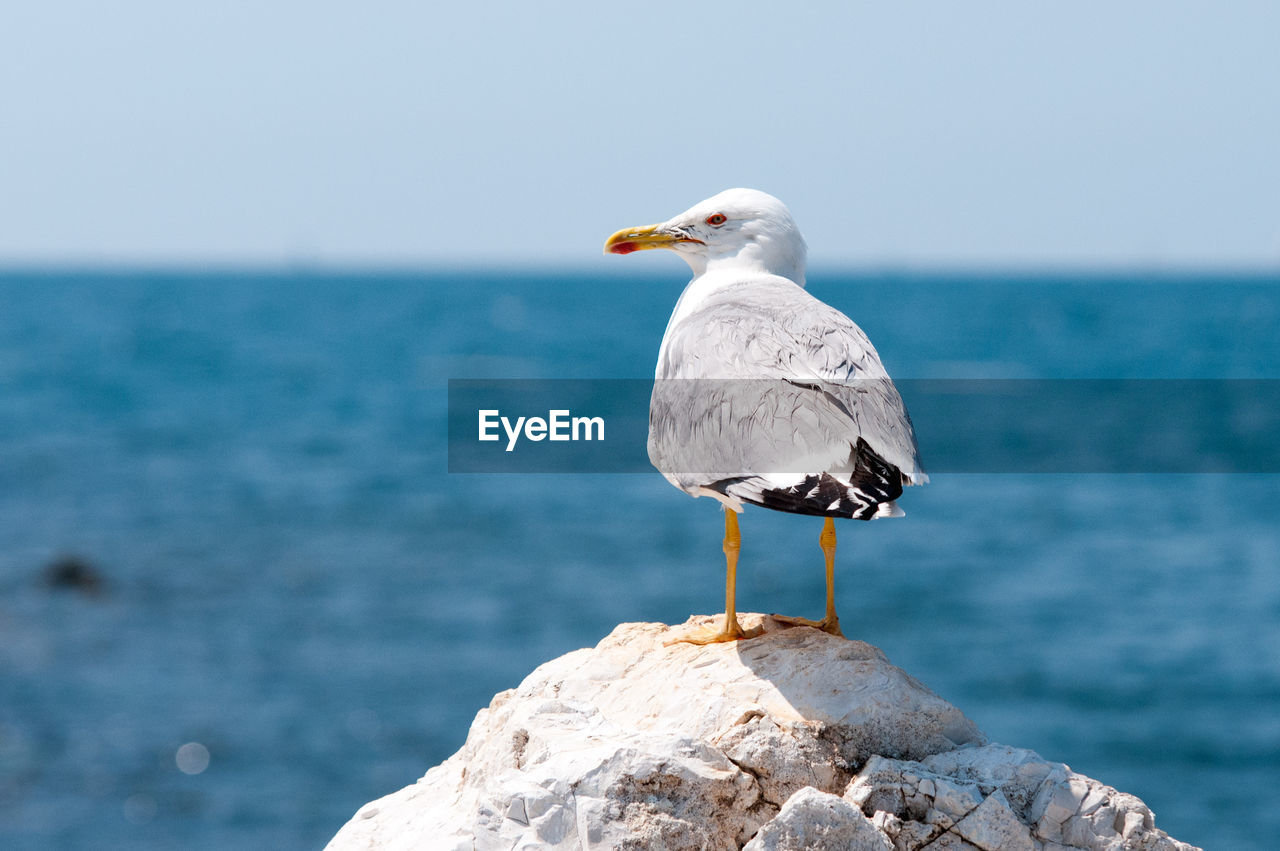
left=604, top=188, right=807, bottom=286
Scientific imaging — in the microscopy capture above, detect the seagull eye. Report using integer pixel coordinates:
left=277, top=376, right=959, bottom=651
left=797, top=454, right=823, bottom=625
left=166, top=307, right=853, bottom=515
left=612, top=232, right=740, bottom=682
left=705, top=213, right=727, bottom=227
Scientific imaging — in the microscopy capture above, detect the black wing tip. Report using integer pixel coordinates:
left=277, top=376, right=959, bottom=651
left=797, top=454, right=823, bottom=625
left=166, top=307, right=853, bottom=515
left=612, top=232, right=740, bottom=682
left=707, top=438, right=905, bottom=519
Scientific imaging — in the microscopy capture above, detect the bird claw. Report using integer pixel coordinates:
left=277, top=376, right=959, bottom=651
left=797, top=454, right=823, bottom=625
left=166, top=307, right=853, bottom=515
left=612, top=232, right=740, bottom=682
left=769, top=613, right=845, bottom=638
left=664, top=616, right=765, bottom=646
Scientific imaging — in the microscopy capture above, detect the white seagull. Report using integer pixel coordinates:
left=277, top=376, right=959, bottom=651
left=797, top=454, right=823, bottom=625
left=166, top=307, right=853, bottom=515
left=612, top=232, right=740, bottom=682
left=605, top=188, right=927, bottom=644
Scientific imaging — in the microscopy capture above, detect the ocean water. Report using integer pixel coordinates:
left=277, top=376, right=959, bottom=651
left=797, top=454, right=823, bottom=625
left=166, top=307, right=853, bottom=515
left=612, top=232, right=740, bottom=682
left=1, top=268, right=1278, bottom=850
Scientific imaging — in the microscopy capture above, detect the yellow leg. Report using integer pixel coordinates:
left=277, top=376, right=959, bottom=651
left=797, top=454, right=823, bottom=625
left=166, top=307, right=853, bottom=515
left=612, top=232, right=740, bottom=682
left=721, top=509, right=745, bottom=638
left=819, top=517, right=844, bottom=636
left=772, top=517, right=845, bottom=638
left=667, top=509, right=763, bottom=645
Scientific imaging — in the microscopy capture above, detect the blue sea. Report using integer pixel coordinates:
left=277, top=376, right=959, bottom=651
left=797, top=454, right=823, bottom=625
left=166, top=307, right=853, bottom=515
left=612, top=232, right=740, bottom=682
left=1, top=268, right=1278, bottom=850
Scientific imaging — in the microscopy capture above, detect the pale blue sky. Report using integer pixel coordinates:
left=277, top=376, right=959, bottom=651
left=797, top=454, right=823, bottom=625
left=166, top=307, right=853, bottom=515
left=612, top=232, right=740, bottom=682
left=3, top=2, right=1278, bottom=268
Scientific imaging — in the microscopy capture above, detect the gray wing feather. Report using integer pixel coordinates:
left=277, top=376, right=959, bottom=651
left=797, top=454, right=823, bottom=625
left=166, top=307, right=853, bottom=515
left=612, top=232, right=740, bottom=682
left=649, top=277, right=927, bottom=492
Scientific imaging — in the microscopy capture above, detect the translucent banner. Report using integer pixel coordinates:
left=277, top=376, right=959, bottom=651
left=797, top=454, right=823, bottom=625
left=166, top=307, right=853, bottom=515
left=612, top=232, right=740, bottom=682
left=448, top=379, right=1280, bottom=474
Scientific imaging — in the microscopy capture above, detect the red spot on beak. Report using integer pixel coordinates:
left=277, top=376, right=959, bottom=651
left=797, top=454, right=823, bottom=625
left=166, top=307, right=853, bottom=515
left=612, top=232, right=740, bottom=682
left=609, top=242, right=639, bottom=255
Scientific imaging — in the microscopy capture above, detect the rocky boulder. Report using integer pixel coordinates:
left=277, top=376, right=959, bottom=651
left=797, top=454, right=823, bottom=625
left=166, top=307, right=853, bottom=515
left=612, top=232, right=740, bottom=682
left=326, top=615, right=1198, bottom=851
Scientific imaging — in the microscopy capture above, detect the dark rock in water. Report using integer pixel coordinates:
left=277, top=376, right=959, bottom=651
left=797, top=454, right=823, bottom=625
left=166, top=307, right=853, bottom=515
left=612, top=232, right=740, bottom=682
left=41, top=555, right=106, bottom=596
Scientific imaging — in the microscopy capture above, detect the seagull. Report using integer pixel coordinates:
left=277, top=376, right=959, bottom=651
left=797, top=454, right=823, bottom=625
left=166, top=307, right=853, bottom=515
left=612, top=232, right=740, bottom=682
left=604, top=188, right=927, bottom=644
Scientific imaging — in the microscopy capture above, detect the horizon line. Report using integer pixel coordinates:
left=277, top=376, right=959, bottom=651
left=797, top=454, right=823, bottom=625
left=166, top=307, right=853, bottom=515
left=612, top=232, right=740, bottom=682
left=1, top=260, right=1278, bottom=280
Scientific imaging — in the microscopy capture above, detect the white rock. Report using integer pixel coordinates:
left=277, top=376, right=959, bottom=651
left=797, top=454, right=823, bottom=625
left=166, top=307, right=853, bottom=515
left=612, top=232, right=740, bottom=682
left=952, top=790, right=1035, bottom=851
left=742, top=786, right=891, bottom=851
left=325, top=617, right=1200, bottom=851
left=842, top=744, right=1198, bottom=851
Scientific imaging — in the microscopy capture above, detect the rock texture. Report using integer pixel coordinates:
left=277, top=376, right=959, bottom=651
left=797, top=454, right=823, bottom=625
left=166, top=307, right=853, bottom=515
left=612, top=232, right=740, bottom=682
left=327, top=615, right=1199, bottom=851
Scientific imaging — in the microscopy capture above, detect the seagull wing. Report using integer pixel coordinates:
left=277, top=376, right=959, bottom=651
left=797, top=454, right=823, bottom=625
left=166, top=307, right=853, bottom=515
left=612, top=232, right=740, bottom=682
left=649, top=276, right=926, bottom=518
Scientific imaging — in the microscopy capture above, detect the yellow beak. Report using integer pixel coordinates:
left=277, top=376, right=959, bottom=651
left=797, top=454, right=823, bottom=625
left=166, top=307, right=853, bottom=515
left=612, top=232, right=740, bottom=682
left=603, top=223, right=703, bottom=255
